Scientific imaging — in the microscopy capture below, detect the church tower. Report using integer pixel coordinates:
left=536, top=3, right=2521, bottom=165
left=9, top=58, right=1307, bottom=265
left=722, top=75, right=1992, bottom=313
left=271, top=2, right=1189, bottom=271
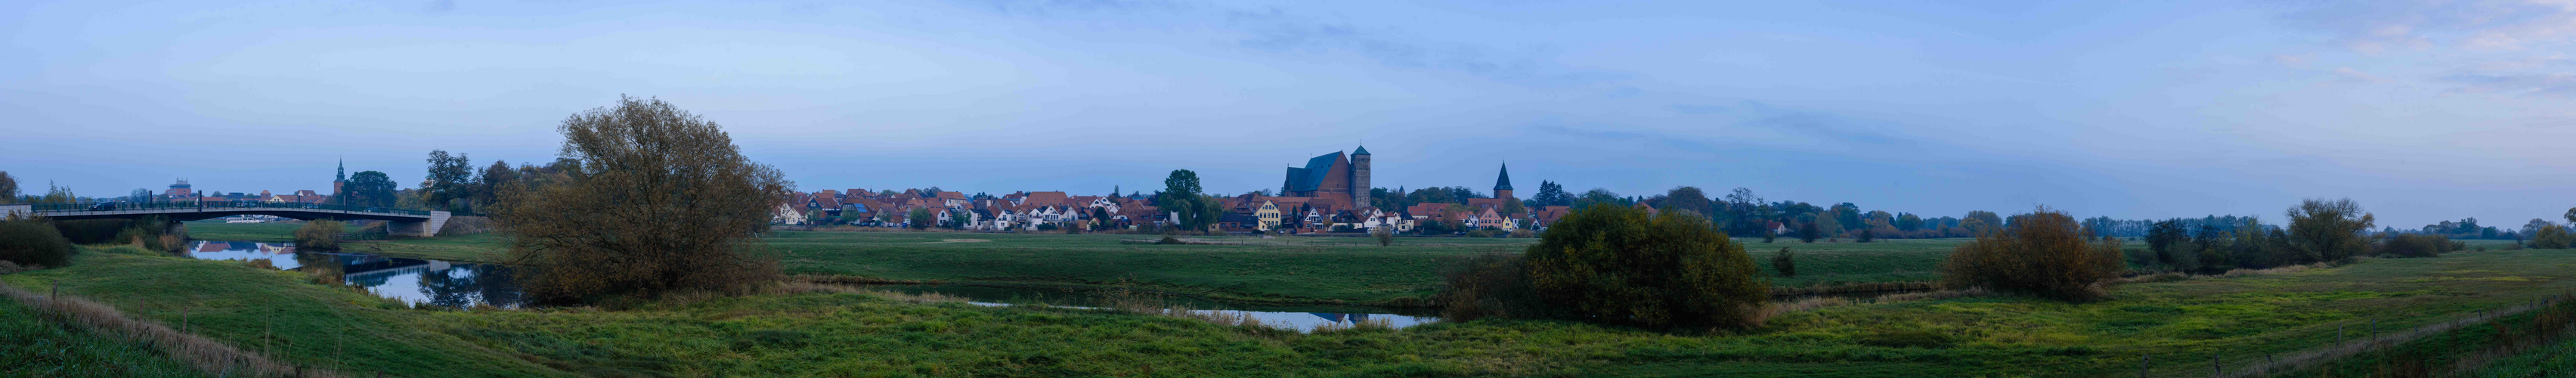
left=333, top=158, right=347, bottom=204
left=1350, top=145, right=1371, bottom=209
left=1492, top=163, right=1513, bottom=200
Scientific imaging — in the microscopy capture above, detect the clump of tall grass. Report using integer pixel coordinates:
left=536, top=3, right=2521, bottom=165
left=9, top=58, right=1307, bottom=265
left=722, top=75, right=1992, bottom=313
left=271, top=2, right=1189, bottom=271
left=0, top=284, right=342, bottom=378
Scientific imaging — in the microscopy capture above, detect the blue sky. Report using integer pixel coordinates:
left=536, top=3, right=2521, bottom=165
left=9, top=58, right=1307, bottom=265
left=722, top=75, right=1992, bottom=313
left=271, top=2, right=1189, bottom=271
left=3, top=0, right=2571, bottom=228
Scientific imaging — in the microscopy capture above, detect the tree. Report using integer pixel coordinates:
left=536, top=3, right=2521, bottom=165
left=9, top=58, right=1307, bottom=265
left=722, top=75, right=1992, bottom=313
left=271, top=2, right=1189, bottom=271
left=2145, top=218, right=2187, bottom=268
left=2565, top=207, right=2576, bottom=225
left=1373, top=226, right=1394, bottom=246
left=1155, top=169, right=1222, bottom=233
left=0, top=171, right=17, bottom=203
left=1939, top=206, right=2125, bottom=302
left=1796, top=218, right=1820, bottom=243
left=1531, top=181, right=1571, bottom=207
left=1573, top=188, right=1624, bottom=209
left=2532, top=225, right=2574, bottom=249
left=423, top=150, right=476, bottom=212
left=340, top=171, right=399, bottom=208
left=1895, top=212, right=1924, bottom=232
left=128, top=188, right=153, bottom=202
left=1829, top=203, right=1862, bottom=234
left=909, top=208, right=934, bottom=230
left=1658, top=187, right=1713, bottom=217
left=1964, top=211, right=2003, bottom=235
left=2284, top=198, right=2374, bottom=264
left=494, top=95, right=791, bottom=304
left=475, top=160, right=519, bottom=210
left=1771, top=247, right=1796, bottom=277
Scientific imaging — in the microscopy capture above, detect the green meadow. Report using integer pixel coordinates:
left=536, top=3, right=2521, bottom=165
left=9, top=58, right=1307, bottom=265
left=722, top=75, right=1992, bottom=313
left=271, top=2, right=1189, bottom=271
left=352, top=230, right=1973, bottom=305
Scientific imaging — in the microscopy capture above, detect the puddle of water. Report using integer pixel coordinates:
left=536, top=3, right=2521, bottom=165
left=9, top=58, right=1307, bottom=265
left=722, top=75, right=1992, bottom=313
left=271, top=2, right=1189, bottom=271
left=183, top=241, right=525, bottom=308
left=867, top=284, right=1441, bottom=332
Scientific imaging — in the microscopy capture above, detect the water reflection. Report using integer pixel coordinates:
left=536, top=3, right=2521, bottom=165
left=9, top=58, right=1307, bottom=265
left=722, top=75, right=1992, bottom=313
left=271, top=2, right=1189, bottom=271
left=870, top=284, right=1440, bottom=332
left=183, top=241, right=525, bottom=308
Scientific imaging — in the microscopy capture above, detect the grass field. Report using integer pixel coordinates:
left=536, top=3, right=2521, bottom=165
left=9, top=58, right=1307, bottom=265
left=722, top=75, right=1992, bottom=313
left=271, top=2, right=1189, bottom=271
left=12, top=234, right=2576, bottom=375
left=345, top=230, right=1971, bottom=305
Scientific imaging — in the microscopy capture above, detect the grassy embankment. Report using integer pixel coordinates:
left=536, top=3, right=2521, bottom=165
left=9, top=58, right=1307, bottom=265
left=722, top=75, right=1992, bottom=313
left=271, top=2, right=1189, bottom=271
left=11, top=234, right=2576, bottom=375
left=0, top=246, right=564, bottom=377
left=0, top=294, right=206, bottom=376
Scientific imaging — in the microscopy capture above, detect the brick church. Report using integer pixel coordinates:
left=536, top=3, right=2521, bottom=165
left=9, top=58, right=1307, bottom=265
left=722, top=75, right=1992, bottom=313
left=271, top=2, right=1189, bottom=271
left=1279, top=145, right=1371, bottom=211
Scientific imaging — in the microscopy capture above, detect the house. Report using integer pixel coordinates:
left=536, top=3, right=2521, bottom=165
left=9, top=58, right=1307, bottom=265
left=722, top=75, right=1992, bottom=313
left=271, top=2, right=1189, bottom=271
left=1254, top=201, right=1283, bottom=231
left=773, top=203, right=809, bottom=225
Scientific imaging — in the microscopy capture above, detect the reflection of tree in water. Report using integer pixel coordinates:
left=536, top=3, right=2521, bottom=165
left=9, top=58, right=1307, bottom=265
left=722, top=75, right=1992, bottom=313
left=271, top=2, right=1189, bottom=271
left=417, top=264, right=525, bottom=308
left=293, top=253, right=345, bottom=285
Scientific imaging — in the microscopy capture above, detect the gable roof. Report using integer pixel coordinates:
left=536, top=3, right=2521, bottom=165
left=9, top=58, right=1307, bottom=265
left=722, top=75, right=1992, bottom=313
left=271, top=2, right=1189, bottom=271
left=1283, top=151, right=1344, bottom=193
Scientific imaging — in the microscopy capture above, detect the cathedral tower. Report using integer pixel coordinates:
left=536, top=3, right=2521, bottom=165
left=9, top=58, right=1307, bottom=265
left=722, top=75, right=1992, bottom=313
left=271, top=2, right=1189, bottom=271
left=1350, top=145, right=1371, bottom=208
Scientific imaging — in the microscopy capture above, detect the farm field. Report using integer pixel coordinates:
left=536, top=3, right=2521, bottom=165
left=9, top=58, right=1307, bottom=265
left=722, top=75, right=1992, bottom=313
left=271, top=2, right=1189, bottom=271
left=8, top=240, right=2576, bottom=376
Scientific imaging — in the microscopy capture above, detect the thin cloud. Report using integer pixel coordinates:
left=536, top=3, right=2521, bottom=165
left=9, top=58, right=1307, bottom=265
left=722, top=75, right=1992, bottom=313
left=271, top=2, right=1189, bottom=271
left=2442, top=73, right=2576, bottom=97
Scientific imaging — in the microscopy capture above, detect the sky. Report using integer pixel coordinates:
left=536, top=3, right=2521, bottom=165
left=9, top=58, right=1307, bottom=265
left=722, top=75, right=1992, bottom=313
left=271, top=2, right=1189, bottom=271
left=2, top=0, right=2571, bottom=228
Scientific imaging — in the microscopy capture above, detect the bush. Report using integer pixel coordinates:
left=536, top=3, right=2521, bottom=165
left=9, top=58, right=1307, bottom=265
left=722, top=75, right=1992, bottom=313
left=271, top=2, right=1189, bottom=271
left=1939, top=207, right=2126, bottom=302
left=0, top=219, right=73, bottom=268
left=1437, top=253, right=1538, bottom=321
left=294, top=219, right=344, bottom=251
left=2376, top=234, right=2455, bottom=258
left=1519, top=204, right=1769, bottom=330
left=1770, top=247, right=1796, bottom=277
left=1464, top=229, right=1495, bottom=238
left=52, top=219, right=133, bottom=244
left=1373, top=227, right=1393, bottom=246
left=2534, top=225, right=2574, bottom=249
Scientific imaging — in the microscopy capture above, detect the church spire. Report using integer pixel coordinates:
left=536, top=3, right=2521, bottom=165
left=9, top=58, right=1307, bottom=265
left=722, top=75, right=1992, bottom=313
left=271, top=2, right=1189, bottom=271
left=336, top=157, right=346, bottom=183
left=1493, top=163, right=1512, bottom=191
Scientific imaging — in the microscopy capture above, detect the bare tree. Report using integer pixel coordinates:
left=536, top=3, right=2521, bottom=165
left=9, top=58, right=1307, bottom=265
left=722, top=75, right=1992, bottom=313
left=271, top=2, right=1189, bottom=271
left=495, top=95, right=793, bottom=304
left=2285, top=198, right=2374, bottom=264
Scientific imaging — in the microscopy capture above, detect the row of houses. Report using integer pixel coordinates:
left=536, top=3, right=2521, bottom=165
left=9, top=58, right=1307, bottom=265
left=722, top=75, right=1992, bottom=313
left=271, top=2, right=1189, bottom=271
left=779, top=162, right=1577, bottom=234
left=777, top=188, right=1164, bottom=231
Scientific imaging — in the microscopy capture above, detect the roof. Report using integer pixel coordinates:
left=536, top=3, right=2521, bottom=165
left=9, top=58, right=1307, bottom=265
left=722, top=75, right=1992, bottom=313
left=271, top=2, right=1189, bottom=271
left=1493, top=163, right=1513, bottom=191
left=1283, top=151, right=1344, bottom=193
left=1351, top=145, right=1369, bottom=155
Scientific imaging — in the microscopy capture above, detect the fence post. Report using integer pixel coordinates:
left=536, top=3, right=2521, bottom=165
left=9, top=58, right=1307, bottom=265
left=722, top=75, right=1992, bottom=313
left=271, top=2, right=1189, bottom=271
left=2212, top=353, right=2220, bottom=377
left=2141, top=355, right=2150, bottom=378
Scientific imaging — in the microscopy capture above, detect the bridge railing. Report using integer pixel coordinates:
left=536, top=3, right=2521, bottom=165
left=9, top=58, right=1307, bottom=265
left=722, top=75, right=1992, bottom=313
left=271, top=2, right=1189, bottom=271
left=26, top=201, right=430, bottom=216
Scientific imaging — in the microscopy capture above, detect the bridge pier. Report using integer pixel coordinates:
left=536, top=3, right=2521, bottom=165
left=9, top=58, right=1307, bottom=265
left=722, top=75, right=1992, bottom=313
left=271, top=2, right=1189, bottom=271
left=388, top=211, right=452, bottom=237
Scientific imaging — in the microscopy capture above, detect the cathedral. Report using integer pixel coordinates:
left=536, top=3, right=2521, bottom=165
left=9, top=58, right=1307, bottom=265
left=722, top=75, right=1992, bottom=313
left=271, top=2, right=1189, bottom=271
left=1280, top=145, right=1371, bottom=210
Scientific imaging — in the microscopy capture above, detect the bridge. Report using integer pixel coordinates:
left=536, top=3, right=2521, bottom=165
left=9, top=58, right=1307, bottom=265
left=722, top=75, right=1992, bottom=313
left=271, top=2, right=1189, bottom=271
left=1, top=201, right=452, bottom=237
